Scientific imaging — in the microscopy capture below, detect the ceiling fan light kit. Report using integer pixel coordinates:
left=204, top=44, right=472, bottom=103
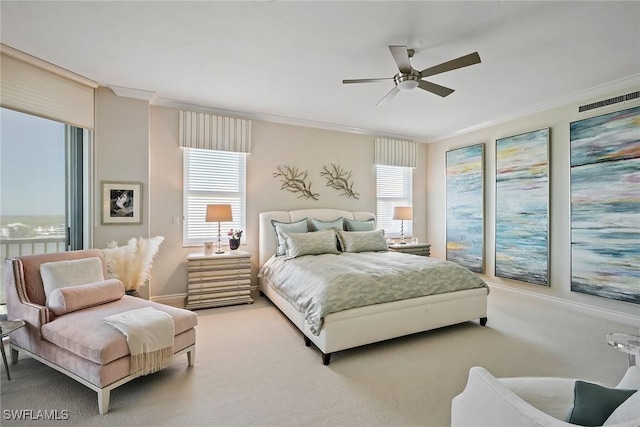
left=343, top=45, right=481, bottom=105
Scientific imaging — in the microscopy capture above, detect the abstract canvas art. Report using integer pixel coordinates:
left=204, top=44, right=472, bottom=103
left=495, top=128, right=549, bottom=285
left=446, top=143, right=484, bottom=273
left=570, top=105, right=640, bottom=304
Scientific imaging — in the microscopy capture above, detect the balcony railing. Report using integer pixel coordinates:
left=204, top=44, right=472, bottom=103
left=0, top=236, right=67, bottom=304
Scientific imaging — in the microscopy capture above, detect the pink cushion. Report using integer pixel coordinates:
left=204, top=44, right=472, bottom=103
left=42, top=296, right=198, bottom=365
left=47, top=279, right=125, bottom=315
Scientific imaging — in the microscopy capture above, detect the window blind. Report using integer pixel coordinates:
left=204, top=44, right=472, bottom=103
left=183, top=148, right=246, bottom=245
left=0, top=44, right=97, bottom=130
left=376, top=165, right=413, bottom=237
left=375, top=137, right=418, bottom=168
left=179, top=110, right=251, bottom=153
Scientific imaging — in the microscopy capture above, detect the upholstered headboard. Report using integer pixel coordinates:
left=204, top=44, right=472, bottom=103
left=258, top=209, right=375, bottom=267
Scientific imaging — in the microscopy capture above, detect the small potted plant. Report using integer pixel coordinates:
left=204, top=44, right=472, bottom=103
left=228, top=229, right=243, bottom=250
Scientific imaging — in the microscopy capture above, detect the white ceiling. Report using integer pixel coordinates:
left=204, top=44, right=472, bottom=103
left=1, top=1, right=639, bottom=141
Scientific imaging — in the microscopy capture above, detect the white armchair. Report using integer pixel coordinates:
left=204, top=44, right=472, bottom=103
left=451, top=366, right=640, bottom=427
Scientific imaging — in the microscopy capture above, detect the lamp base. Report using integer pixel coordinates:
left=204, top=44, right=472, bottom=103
left=204, top=242, right=214, bottom=256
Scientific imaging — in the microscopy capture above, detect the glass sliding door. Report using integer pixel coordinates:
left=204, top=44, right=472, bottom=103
left=0, top=108, right=87, bottom=304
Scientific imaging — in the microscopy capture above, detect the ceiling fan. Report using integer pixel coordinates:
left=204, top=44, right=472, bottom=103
left=343, top=45, right=481, bottom=106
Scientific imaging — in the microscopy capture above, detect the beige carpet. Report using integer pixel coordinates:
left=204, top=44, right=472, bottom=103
left=1, top=286, right=637, bottom=426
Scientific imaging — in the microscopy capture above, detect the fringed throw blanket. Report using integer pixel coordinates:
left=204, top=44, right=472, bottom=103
left=104, top=307, right=175, bottom=376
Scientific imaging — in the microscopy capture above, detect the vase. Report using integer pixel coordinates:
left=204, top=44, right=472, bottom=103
left=229, top=238, right=240, bottom=250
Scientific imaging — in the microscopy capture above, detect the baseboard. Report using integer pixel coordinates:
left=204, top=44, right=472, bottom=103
left=150, top=293, right=187, bottom=309
left=488, top=282, right=640, bottom=327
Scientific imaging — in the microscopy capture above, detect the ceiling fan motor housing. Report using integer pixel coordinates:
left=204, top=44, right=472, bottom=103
left=394, top=72, right=421, bottom=90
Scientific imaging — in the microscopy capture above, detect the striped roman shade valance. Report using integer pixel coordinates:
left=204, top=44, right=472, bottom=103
left=375, top=137, right=418, bottom=168
left=179, top=111, right=251, bottom=153
left=0, top=44, right=97, bottom=130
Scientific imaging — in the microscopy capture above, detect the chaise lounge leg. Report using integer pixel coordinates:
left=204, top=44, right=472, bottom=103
left=98, top=389, right=110, bottom=415
left=322, top=353, right=331, bottom=365
left=10, top=347, right=18, bottom=364
left=304, top=336, right=311, bottom=347
left=187, top=349, right=195, bottom=367
left=480, top=317, right=488, bottom=326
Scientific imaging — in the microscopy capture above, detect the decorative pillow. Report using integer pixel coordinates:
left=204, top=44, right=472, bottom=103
left=311, top=217, right=343, bottom=231
left=604, top=390, right=640, bottom=425
left=46, top=279, right=125, bottom=315
left=565, top=380, right=637, bottom=426
left=282, top=229, right=340, bottom=259
left=336, top=230, right=389, bottom=253
left=344, top=217, right=375, bottom=231
left=272, top=218, right=308, bottom=256
left=40, top=257, right=105, bottom=297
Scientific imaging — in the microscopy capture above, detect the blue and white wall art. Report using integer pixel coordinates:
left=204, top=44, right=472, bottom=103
left=570, top=105, right=640, bottom=304
left=446, top=143, right=484, bottom=273
left=495, top=128, right=549, bottom=286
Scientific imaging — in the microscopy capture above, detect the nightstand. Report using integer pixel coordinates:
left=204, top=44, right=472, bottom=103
left=388, top=242, right=431, bottom=257
left=186, top=250, right=253, bottom=310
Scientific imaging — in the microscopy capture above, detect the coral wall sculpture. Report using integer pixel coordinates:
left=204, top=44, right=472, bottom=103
left=320, top=163, right=360, bottom=199
left=273, top=165, right=320, bottom=200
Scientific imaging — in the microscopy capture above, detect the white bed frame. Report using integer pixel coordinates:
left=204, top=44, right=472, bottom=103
left=259, top=209, right=488, bottom=365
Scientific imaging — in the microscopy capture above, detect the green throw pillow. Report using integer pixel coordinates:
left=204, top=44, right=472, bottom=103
left=565, top=380, right=637, bottom=426
left=344, top=217, right=375, bottom=231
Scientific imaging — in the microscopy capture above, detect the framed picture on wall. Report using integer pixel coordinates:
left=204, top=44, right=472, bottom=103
left=101, top=181, right=142, bottom=224
left=570, top=105, right=640, bottom=304
left=445, top=143, right=485, bottom=273
left=495, top=128, right=549, bottom=286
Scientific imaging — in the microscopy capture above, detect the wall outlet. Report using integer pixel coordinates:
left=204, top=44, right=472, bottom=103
left=172, top=216, right=181, bottom=226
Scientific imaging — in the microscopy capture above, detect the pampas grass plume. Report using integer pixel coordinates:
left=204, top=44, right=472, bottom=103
left=102, top=236, right=165, bottom=291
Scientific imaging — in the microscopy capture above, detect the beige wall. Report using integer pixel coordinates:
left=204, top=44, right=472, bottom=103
left=140, top=105, right=428, bottom=301
left=425, top=86, right=640, bottom=319
left=94, top=87, right=151, bottom=298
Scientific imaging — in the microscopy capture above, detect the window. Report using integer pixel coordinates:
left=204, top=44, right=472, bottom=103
left=183, top=148, right=246, bottom=246
left=376, top=165, right=413, bottom=237
left=1, top=108, right=88, bottom=304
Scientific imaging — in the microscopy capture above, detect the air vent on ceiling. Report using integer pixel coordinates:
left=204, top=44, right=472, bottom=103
left=578, top=91, right=639, bottom=113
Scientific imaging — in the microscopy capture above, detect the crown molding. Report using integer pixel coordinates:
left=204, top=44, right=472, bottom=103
left=430, top=74, right=640, bottom=142
left=150, top=97, right=414, bottom=141
left=116, top=74, right=639, bottom=144
left=108, top=85, right=157, bottom=101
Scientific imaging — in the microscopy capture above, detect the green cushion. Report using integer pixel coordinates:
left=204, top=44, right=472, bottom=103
left=311, top=217, right=343, bottom=231
left=344, top=217, right=375, bottom=231
left=565, top=381, right=637, bottom=426
left=281, top=229, right=339, bottom=259
left=272, top=218, right=308, bottom=256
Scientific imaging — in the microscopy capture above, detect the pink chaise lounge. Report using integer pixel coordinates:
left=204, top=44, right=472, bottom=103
left=5, top=249, right=197, bottom=414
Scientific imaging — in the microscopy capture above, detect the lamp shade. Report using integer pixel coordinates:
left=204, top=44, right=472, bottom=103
left=393, top=206, right=412, bottom=221
left=206, top=204, right=233, bottom=222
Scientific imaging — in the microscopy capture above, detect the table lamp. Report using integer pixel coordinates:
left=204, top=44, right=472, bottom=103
left=393, top=206, right=412, bottom=245
left=205, top=204, right=233, bottom=255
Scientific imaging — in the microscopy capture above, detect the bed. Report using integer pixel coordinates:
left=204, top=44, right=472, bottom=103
left=258, top=209, right=488, bottom=365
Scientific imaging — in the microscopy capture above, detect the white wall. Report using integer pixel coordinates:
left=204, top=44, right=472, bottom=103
left=425, top=86, right=640, bottom=319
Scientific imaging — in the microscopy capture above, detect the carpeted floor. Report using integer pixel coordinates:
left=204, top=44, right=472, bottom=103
left=1, top=286, right=637, bottom=426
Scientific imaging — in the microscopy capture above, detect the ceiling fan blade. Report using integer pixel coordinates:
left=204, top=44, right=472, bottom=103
left=389, top=45, right=412, bottom=74
left=343, top=78, right=393, bottom=84
left=376, top=87, right=400, bottom=106
left=418, top=80, right=455, bottom=97
left=420, top=52, right=481, bottom=78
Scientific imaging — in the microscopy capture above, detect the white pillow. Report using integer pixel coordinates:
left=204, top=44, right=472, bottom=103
left=40, top=257, right=105, bottom=298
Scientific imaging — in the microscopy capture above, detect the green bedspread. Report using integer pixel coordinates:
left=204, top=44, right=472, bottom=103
left=260, top=251, right=488, bottom=335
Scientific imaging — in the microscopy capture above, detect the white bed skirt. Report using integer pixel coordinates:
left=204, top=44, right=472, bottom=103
left=261, top=277, right=488, bottom=355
